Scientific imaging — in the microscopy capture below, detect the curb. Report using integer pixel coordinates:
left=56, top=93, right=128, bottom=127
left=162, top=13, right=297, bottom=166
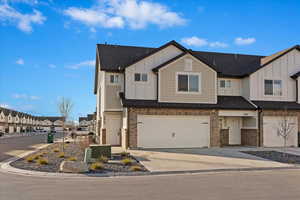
left=1, top=144, right=300, bottom=179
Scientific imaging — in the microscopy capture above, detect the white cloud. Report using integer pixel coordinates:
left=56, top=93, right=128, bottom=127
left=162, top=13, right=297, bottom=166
left=16, top=58, right=24, bottom=65
left=12, top=93, right=40, bottom=100
left=234, top=37, right=256, bottom=45
left=67, top=60, right=95, bottom=70
left=1, top=0, right=38, bottom=4
left=64, top=7, right=124, bottom=29
left=181, top=36, right=228, bottom=48
left=209, top=41, right=228, bottom=48
left=0, top=103, right=10, bottom=108
left=181, top=36, right=208, bottom=47
left=64, top=0, right=185, bottom=30
left=0, top=3, right=46, bottom=33
left=48, top=64, right=56, bottom=68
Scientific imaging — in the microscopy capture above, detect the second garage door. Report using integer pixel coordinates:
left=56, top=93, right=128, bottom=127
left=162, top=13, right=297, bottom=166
left=263, top=116, right=298, bottom=147
left=137, top=115, right=210, bottom=148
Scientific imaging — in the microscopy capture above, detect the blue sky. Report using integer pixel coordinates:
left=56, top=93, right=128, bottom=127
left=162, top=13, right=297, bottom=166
left=0, top=0, right=299, bottom=121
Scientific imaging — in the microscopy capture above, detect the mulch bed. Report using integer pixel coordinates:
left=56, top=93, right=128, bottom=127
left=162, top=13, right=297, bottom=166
left=242, top=151, right=300, bottom=164
left=11, top=142, right=148, bottom=174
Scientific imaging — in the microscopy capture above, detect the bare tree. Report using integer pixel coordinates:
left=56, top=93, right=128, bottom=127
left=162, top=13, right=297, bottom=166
left=58, top=97, right=73, bottom=152
left=276, top=108, right=295, bottom=154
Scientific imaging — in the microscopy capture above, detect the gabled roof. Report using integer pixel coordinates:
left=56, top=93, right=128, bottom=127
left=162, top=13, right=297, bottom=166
left=291, top=71, right=300, bottom=79
left=96, top=40, right=264, bottom=78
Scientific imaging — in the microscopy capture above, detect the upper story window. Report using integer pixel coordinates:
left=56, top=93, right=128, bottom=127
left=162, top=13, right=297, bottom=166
left=177, top=73, right=201, bottom=93
left=134, top=73, right=148, bottom=82
left=264, top=79, right=282, bottom=96
left=109, top=74, right=119, bottom=84
left=219, top=80, right=231, bottom=88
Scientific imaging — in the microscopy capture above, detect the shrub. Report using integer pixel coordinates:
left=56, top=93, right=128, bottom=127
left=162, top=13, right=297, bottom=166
left=26, top=156, right=34, bottom=163
left=120, top=151, right=129, bottom=157
left=42, top=152, right=47, bottom=155
left=53, top=148, right=60, bottom=153
left=130, top=165, right=142, bottom=171
left=121, top=158, right=133, bottom=166
left=33, top=154, right=40, bottom=160
left=98, top=155, right=108, bottom=163
left=37, top=158, right=48, bottom=165
left=68, top=157, right=77, bottom=161
left=90, top=162, right=104, bottom=170
left=58, top=152, right=65, bottom=158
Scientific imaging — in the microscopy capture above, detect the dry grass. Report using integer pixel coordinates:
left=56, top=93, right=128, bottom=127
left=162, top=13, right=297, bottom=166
left=37, top=158, right=48, bottom=165
left=58, top=152, right=65, bottom=158
left=121, top=158, right=133, bottom=166
left=98, top=155, right=109, bottom=163
left=129, top=165, right=142, bottom=171
left=90, top=162, right=104, bottom=170
left=26, top=156, right=34, bottom=163
left=68, top=156, right=77, bottom=161
left=53, top=148, right=60, bottom=153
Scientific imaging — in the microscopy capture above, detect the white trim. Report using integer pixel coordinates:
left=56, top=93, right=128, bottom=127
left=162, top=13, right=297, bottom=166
left=175, top=72, right=202, bottom=94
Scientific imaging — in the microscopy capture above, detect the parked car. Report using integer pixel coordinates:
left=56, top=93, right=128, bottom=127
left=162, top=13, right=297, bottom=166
left=0, top=131, right=4, bottom=137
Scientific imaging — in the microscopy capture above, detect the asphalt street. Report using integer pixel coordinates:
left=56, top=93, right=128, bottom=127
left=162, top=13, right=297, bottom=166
left=0, top=132, right=63, bottom=162
left=1, top=133, right=300, bottom=200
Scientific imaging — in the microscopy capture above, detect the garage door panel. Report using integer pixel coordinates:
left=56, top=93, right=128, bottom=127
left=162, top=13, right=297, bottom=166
left=137, top=115, right=210, bottom=148
left=263, top=116, right=298, bottom=147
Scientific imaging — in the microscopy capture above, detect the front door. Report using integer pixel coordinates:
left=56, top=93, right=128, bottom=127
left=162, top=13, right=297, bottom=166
left=227, top=117, right=241, bottom=145
left=106, top=114, right=121, bottom=146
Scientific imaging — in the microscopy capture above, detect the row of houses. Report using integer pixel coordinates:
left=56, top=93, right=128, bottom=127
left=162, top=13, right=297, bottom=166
left=78, top=113, right=96, bottom=132
left=0, top=106, right=65, bottom=133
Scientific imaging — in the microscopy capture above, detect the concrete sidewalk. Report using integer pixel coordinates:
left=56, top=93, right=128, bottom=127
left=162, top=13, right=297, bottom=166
left=128, top=148, right=295, bottom=172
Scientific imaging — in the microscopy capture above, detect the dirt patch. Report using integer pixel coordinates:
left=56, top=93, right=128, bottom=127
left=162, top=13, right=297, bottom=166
left=11, top=142, right=148, bottom=174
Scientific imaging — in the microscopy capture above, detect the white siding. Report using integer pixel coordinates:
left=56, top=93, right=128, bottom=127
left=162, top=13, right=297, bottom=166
left=125, top=45, right=183, bottom=100
left=218, top=78, right=242, bottom=96
left=250, top=49, right=300, bottom=101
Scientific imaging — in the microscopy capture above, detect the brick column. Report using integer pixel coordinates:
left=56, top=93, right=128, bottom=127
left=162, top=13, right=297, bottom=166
left=101, top=128, right=106, bottom=144
left=210, top=110, right=220, bottom=147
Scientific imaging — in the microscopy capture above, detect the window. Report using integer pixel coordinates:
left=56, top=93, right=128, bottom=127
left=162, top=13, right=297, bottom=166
left=264, top=79, right=282, bottom=96
left=177, top=73, right=200, bottom=93
left=220, top=80, right=231, bottom=88
left=134, top=73, right=147, bottom=82
left=109, top=74, right=119, bottom=84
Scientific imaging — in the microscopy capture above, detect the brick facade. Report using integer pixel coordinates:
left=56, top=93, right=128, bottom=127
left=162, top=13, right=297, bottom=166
left=127, top=108, right=220, bottom=148
left=241, top=129, right=258, bottom=146
left=259, top=110, right=300, bottom=146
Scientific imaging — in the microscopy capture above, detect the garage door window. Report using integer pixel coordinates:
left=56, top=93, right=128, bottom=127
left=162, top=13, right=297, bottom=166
left=177, top=73, right=201, bottom=93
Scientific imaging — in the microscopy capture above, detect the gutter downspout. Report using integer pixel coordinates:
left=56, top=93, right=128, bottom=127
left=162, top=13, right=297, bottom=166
left=258, top=108, right=262, bottom=147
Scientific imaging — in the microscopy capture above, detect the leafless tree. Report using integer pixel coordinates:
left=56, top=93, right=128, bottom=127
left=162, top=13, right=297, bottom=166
left=276, top=108, right=295, bottom=154
left=58, top=97, right=73, bottom=152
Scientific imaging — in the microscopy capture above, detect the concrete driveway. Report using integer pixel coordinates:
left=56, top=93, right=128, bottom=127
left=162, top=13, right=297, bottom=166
left=128, top=147, right=295, bottom=172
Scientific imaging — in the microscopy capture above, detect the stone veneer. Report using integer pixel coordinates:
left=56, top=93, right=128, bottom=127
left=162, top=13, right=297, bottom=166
left=220, top=129, right=229, bottom=146
left=259, top=110, right=300, bottom=147
left=241, top=129, right=258, bottom=146
left=127, top=108, right=220, bottom=148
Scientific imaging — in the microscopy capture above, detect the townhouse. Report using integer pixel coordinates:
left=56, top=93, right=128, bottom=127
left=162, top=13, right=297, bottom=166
left=0, top=107, right=64, bottom=133
left=94, top=40, right=300, bottom=149
left=78, top=113, right=96, bottom=132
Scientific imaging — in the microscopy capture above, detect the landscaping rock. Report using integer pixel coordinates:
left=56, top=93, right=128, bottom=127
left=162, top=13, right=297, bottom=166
left=60, top=161, right=89, bottom=173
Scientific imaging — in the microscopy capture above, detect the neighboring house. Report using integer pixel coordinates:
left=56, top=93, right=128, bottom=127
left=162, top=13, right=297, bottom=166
left=78, top=113, right=96, bottom=132
left=94, top=40, right=300, bottom=149
left=38, top=117, right=65, bottom=131
left=0, top=107, right=64, bottom=133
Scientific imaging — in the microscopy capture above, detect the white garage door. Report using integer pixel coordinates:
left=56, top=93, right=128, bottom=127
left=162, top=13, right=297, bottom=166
left=137, top=115, right=210, bottom=148
left=263, top=116, right=298, bottom=147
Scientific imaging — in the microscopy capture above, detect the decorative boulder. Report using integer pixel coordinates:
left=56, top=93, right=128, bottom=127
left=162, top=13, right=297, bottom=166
left=60, top=161, right=89, bottom=173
